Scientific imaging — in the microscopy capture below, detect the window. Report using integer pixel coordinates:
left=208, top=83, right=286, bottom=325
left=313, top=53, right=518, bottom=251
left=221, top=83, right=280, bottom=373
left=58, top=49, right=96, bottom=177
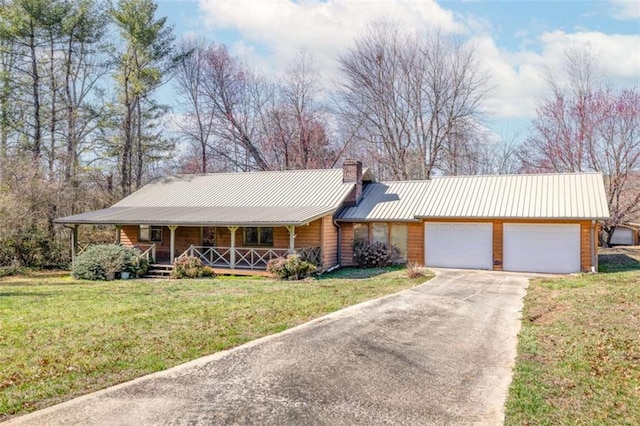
left=354, top=223, right=369, bottom=244
left=139, top=225, right=162, bottom=243
left=390, top=223, right=408, bottom=261
left=202, top=227, right=216, bottom=247
left=371, top=223, right=389, bottom=245
left=244, top=227, right=273, bottom=246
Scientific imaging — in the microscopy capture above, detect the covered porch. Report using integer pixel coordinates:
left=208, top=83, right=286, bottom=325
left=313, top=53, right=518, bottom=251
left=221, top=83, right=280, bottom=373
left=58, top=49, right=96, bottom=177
left=64, top=221, right=329, bottom=275
left=56, top=203, right=339, bottom=275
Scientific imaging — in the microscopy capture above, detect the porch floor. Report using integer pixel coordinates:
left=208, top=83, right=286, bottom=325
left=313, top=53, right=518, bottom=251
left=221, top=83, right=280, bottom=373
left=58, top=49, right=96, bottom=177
left=152, top=260, right=272, bottom=277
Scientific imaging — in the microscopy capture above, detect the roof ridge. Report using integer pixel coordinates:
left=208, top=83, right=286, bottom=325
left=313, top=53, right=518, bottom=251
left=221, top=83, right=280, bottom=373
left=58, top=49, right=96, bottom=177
left=429, top=172, right=603, bottom=180
left=169, top=168, right=342, bottom=178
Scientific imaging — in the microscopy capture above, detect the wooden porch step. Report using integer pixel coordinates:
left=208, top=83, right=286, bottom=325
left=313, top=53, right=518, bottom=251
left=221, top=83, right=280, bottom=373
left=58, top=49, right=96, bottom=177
left=210, top=268, right=272, bottom=277
left=142, top=264, right=174, bottom=279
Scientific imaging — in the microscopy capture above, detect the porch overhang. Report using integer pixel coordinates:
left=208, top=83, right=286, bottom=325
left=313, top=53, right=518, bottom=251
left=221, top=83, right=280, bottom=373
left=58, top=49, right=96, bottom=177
left=54, top=206, right=337, bottom=227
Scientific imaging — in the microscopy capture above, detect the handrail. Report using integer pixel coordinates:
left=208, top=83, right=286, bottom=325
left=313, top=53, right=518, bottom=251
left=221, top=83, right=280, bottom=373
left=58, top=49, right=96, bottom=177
left=138, top=244, right=156, bottom=263
left=176, top=246, right=321, bottom=270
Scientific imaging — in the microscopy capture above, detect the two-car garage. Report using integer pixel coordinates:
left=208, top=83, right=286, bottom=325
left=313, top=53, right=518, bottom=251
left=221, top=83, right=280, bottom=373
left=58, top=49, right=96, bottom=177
left=424, top=222, right=582, bottom=273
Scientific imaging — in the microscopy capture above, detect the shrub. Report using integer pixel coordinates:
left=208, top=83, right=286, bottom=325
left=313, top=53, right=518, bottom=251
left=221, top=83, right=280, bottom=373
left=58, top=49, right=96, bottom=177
left=173, top=256, right=213, bottom=279
left=406, top=262, right=428, bottom=278
left=127, top=255, right=150, bottom=278
left=72, top=244, right=141, bottom=281
left=267, top=253, right=317, bottom=280
left=353, top=241, right=398, bottom=268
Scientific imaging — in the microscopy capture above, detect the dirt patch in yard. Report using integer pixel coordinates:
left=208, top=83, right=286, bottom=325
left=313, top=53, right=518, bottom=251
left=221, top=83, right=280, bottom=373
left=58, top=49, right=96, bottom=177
left=528, top=303, right=570, bottom=325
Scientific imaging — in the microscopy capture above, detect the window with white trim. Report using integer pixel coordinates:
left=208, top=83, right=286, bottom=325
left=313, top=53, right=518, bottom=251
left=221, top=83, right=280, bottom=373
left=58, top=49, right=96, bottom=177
left=139, top=225, right=162, bottom=243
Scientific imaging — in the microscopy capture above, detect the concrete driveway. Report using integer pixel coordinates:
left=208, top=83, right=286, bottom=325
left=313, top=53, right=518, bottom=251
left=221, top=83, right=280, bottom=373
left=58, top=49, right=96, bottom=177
left=7, top=269, right=530, bottom=426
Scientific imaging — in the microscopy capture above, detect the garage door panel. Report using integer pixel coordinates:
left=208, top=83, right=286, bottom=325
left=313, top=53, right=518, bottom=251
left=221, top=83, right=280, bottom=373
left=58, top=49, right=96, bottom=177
left=425, top=222, right=493, bottom=270
left=610, top=227, right=633, bottom=245
left=503, top=224, right=580, bottom=273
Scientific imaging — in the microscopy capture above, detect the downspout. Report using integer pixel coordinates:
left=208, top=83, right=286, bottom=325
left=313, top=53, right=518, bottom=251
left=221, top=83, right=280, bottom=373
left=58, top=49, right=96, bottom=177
left=333, top=218, right=341, bottom=268
left=591, top=220, right=597, bottom=273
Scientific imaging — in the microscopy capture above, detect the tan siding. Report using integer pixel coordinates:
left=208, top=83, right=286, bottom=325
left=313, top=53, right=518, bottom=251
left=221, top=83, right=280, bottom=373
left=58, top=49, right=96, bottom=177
left=216, top=227, right=231, bottom=247
left=340, top=223, right=355, bottom=266
left=407, top=222, right=424, bottom=265
left=120, top=226, right=138, bottom=246
left=273, top=227, right=290, bottom=248
left=493, top=221, right=504, bottom=270
left=174, top=227, right=200, bottom=259
left=295, top=220, right=322, bottom=248
left=580, top=221, right=592, bottom=272
left=321, top=216, right=339, bottom=269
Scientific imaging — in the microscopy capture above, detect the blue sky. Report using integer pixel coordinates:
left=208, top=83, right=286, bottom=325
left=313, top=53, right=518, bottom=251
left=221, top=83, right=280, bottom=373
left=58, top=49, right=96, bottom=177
left=156, top=0, right=640, bottom=143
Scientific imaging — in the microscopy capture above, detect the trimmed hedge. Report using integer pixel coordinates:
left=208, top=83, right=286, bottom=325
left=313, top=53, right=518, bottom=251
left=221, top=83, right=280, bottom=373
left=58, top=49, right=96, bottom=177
left=266, top=253, right=317, bottom=280
left=71, top=244, right=149, bottom=281
left=353, top=241, right=399, bottom=268
left=172, top=256, right=216, bottom=279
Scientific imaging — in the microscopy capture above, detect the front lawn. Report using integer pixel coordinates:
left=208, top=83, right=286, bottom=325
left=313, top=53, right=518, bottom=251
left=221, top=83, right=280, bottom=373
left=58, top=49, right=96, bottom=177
left=0, top=267, right=431, bottom=420
left=505, top=261, right=640, bottom=425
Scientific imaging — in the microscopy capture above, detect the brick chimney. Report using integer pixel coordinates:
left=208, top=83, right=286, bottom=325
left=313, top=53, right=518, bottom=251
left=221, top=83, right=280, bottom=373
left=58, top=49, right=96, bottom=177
left=342, top=159, right=363, bottom=207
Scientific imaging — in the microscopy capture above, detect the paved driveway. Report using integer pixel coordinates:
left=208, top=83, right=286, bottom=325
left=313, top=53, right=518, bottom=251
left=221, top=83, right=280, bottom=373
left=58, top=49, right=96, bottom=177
left=7, top=269, right=530, bottom=426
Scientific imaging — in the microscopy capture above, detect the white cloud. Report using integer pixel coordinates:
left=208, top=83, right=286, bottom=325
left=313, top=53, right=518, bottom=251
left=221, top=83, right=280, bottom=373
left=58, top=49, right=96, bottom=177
left=537, top=31, right=640, bottom=82
left=198, top=0, right=462, bottom=75
left=609, top=0, right=640, bottom=19
left=195, top=0, right=640, bottom=121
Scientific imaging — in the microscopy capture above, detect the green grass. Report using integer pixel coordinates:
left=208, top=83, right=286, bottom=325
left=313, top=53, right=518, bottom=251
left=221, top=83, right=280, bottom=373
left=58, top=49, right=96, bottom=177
left=0, top=267, right=431, bottom=420
left=505, top=261, right=640, bottom=425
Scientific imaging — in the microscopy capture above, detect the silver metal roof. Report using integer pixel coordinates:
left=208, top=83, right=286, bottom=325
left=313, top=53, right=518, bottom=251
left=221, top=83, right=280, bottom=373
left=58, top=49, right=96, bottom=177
left=56, top=206, right=336, bottom=227
left=56, top=169, right=354, bottom=226
left=337, top=173, right=610, bottom=221
left=336, top=181, right=431, bottom=222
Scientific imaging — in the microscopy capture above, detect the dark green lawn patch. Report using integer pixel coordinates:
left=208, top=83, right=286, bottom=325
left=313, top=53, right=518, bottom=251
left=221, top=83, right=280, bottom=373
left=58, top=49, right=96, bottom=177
left=505, top=267, right=640, bottom=425
left=0, top=267, right=430, bottom=420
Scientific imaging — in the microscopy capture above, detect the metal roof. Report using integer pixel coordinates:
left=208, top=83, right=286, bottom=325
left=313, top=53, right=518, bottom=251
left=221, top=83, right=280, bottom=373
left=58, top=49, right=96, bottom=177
left=337, top=173, right=610, bottom=221
left=56, top=206, right=336, bottom=227
left=417, top=172, right=609, bottom=219
left=335, top=181, right=430, bottom=222
left=56, top=169, right=354, bottom=226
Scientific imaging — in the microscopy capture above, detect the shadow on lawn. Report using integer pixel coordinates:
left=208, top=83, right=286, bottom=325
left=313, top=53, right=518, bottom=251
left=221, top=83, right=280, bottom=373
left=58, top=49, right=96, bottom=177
left=599, top=253, right=640, bottom=273
left=316, top=265, right=404, bottom=280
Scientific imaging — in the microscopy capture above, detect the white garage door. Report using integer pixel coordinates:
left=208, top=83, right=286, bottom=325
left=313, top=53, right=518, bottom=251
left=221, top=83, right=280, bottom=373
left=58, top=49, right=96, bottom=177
left=610, top=227, right=633, bottom=245
left=424, top=223, right=493, bottom=270
left=503, top=224, right=580, bottom=273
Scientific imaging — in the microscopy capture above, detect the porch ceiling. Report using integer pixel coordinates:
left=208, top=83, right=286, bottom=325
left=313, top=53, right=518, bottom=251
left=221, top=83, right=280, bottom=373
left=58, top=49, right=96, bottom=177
left=53, top=205, right=335, bottom=227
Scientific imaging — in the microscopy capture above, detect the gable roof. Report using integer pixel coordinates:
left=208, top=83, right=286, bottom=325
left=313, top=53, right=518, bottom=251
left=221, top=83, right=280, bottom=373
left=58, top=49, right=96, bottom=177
left=55, top=169, right=356, bottom=226
left=336, top=172, right=610, bottom=221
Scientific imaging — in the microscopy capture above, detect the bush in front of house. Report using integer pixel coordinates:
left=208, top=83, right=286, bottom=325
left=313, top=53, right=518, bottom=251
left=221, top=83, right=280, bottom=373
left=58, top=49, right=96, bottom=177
left=353, top=241, right=398, bottom=268
left=72, top=244, right=142, bottom=280
left=172, top=256, right=216, bottom=279
left=267, top=253, right=317, bottom=280
left=406, top=262, right=428, bottom=278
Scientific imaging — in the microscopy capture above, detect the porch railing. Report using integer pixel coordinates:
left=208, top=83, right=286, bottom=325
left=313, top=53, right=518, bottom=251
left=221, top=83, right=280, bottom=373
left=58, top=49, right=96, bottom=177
left=177, top=245, right=321, bottom=270
left=136, top=244, right=156, bottom=263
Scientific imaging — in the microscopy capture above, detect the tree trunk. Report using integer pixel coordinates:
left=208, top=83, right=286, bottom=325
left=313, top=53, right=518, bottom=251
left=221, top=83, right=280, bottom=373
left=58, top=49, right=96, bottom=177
left=29, top=19, right=42, bottom=160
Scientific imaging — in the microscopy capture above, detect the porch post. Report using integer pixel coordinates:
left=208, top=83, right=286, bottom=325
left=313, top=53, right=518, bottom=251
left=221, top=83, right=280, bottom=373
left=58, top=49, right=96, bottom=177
left=115, top=225, right=121, bottom=244
left=168, top=225, right=178, bottom=262
left=286, top=225, right=296, bottom=253
left=70, top=225, right=78, bottom=262
left=229, top=226, right=238, bottom=269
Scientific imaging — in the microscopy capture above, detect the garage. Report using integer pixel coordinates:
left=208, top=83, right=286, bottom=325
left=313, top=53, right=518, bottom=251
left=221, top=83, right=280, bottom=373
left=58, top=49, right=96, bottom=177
left=425, top=222, right=493, bottom=270
left=610, top=227, right=634, bottom=245
left=503, top=224, right=580, bottom=273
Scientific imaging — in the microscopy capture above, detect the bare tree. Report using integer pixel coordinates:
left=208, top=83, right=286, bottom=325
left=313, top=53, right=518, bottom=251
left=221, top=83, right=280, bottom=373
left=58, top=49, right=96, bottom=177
left=199, top=43, right=270, bottom=171
left=337, top=21, right=491, bottom=180
left=173, top=37, right=216, bottom=173
left=265, top=50, right=336, bottom=170
left=520, top=50, right=640, bottom=245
